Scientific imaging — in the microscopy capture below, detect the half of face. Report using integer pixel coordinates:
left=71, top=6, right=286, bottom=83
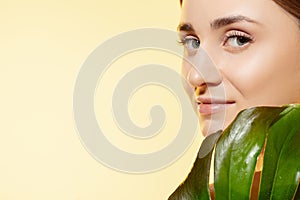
left=179, top=0, right=300, bottom=136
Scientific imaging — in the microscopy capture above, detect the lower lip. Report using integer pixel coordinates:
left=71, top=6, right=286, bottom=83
left=198, top=103, right=234, bottom=115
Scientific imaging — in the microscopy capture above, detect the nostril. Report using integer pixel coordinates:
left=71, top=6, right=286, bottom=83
left=195, top=84, right=207, bottom=96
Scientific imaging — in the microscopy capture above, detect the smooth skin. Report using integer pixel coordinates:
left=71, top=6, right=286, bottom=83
left=178, top=0, right=300, bottom=136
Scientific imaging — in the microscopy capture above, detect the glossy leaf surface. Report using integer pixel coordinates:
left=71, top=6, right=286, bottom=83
left=259, top=105, right=300, bottom=200
left=169, top=105, right=300, bottom=200
left=214, top=107, right=285, bottom=200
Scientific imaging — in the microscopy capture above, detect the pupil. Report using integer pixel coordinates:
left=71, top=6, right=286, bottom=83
left=193, top=40, right=200, bottom=48
left=237, top=36, right=248, bottom=45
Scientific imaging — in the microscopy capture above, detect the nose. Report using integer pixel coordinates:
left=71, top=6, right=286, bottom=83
left=184, top=48, right=222, bottom=90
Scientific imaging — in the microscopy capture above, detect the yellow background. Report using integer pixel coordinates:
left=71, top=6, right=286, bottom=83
left=0, top=0, right=203, bottom=199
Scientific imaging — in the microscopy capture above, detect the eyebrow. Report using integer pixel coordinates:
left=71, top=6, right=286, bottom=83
left=211, top=15, right=259, bottom=29
left=177, top=23, right=195, bottom=32
left=177, top=15, right=259, bottom=32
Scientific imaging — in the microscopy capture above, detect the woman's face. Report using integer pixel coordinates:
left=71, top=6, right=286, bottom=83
left=179, top=0, right=300, bottom=136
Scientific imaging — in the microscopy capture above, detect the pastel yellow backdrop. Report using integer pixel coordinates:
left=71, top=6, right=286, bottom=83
left=0, top=0, right=203, bottom=199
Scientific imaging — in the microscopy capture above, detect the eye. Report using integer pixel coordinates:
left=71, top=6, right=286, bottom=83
left=223, top=30, right=254, bottom=50
left=179, top=35, right=200, bottom=53
left=227, top=36, right=251, bottom=46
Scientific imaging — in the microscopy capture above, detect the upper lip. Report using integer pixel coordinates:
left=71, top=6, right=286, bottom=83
left=196, top=97, right=235, bottom=104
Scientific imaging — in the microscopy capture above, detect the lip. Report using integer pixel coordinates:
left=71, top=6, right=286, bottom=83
left=196, top=97, right=235, bottom=115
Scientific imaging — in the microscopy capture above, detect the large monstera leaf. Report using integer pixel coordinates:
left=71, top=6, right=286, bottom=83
left=169, top=104, right=300, bottom=200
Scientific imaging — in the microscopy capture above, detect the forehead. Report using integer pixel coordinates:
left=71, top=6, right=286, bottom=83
left=180, top=0, right=277, bottom=30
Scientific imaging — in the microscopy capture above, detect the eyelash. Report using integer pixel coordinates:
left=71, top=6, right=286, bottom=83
left=177, top=35, right=200, bottom=55
left=178, top=30, right=254, bottom=52
left=223, top=30, right=254, bottom=50
left=177, top=35, right=199, bottom=47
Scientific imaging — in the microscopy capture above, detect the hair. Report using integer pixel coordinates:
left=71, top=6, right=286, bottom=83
left=179, top=0, right=300, bottom=24
left=272, top=0, right=300, bottom=23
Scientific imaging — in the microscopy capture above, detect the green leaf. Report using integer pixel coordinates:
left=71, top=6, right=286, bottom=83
left=168, top=130, right=221, bottom=200
left=168, top=104, right=300, bottom=200
left=259, top=104, right=300, bottom=200
left=214, top=107, right=285, bottom=200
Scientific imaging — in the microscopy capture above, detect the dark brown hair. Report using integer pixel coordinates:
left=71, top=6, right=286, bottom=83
left=272, top=0, right=300, bottom=22
left=179, top=0, right=300, bottom=23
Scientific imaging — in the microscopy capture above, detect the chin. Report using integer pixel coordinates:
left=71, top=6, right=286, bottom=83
left=199, top=110, right=237, bottom=137
left=200, top=119, right=226, bottom=137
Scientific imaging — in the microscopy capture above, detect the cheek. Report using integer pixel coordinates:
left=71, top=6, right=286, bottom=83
left=221, top=53, right=269, bottom=99
left=224, top=47, right=300, bottom=104
left=181, top=61, right=194, bottom=97
left=181, top=60, right=189, bottom=79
